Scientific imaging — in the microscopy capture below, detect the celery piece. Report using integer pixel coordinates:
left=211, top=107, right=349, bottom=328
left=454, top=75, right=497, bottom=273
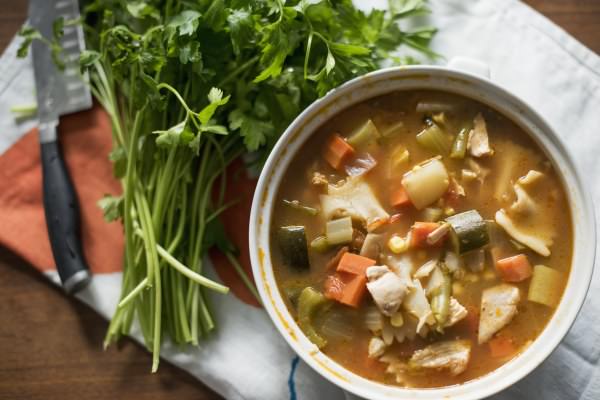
left=347, top=119, right=381, bottom=149
left=416, top=123, right=450, bottom=155
left=381, top=120, right=405, bottom=138
left=450, top=127, right=469, bottom=159
left=528, top=265, right=563, bottom=307
left=297, top=287, right=329, bottom=348
left=422, top=207, right=443, bottom=222
left=326, top=217, right=353, bottom=245
left=310, top=235, right=330, bottom=253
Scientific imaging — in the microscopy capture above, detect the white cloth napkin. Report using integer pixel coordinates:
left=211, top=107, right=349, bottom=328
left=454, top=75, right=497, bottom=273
left=2, top=0, right=599, bottom=399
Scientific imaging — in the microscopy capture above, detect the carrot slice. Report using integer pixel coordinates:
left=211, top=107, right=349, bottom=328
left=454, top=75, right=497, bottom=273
left=489, top=336, right=516, bottom=358
left=410, top=222, right=443, bottom=248
left=390, top=186, right=411, bottom=208
left=324, top=272, right=368, bottom=307
left=496, top=254, right=533, bottom=282
left=336, top=252, right=376, bottom=275
left=323, top=133, right=355, bottom=170
left=339, top=273, right=368, bottom=307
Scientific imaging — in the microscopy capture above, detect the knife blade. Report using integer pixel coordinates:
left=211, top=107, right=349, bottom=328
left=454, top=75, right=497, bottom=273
left=29, top=0, right=93, bottom=294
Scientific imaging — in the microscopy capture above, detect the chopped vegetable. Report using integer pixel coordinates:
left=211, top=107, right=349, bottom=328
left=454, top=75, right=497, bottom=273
left=337, top=253, right=376, bottom=275
left=388, top=236, right=409, bottom=254
left=426, top=223, right=450, bottom=246
left=402, top=158, right=450, bottom=210
left=450, top=127, right=469, bottom=159
left=388, top=145, right=411, bottom=176
left=390, top=186, right=411, bottom=208
left=528, top=265, right=563, bottom=307
left=444, top=252, right=464, bottom=278
left=382, top=121, right=406, bottom=138
left=297, top=287, right=329, bottom=348
left=446, top=210, right=490, bottom=254
left=278, top=226, right=310, bottom=269
left=488, top=336, right=516, bottom=358
left=326, top=217, right=354, bottom=246
left=344, top=153, right=377, bottom=177
left=320, top=309, right=355, bottom=341
left=496, top=254, right=533, bottom=282
left=416, top=123, right=451, bottom=155
left=324, top=134, right=355, bottom=170
left=422, top=207, right=443, bottom=222
left=324, top=273, right=368, bottom=308
left=325, top=246, right=349, bottom=271
left=390, top=312, right=405, bottom=327
left=410, top=222, right=444, bottom=248
left=347, top=119, right=381, bottom=149
left=463, top=249, right=486, bottom=272
left=283, top=199, right=319, bottom=216
left=310, top=235, right=330, bottom=253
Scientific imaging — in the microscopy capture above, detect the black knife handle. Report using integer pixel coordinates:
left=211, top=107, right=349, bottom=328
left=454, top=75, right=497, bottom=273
left=41, top=139, right=91, bottom=294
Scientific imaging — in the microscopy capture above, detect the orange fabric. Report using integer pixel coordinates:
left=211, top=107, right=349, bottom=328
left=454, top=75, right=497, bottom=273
left=0, top=105, right=260, bottom=307
left=208, top=159, right=261, bottom=307
left=0, top=106, right=123, bottom=273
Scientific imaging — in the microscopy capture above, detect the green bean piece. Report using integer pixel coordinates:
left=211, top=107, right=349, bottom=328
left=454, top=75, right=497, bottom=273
left=450, top=127, right=469, bottom=159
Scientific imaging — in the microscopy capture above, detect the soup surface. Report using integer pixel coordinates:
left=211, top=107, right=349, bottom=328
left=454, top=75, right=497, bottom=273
left=270, top=90, right=572, bottom=388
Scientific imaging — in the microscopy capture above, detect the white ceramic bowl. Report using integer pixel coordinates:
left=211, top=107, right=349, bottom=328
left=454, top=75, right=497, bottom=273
left=248, top=59, right=596, bottom=400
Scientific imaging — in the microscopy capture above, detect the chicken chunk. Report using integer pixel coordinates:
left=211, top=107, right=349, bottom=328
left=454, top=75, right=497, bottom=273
left=478, top=284, right=520, bottom=344
left=444, top=297, right=468, bottom=327
left=366, top=265, right=408, bottom=316
left=408, top=340, right=472, bottom=376
left=468, top=113, right=494, bottom=157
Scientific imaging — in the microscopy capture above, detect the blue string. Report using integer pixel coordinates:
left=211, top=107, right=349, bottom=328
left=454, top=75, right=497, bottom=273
left=288, top=356, right=300, bottom=400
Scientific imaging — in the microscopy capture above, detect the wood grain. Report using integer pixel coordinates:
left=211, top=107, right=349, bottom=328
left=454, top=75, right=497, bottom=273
left=0, top=1, right=598, bottom=399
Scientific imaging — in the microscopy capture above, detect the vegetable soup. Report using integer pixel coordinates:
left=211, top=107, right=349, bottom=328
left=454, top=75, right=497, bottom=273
left=270, top=90, right=572, bottom=388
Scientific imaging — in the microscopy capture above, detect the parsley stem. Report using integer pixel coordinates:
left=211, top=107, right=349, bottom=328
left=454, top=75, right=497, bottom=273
left=217, top=55, right=259, bottom=88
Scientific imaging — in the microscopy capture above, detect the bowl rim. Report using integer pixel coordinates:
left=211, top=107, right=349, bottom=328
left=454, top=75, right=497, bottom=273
left=248, top=64, right=596, bottom=400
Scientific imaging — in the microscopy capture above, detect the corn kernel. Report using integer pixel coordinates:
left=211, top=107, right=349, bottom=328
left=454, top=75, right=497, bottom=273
left=390, top=312, right=404, bottom=327
left=387, top=236, right=408, bottom=254
left=444, top=206, right=455, bottom=216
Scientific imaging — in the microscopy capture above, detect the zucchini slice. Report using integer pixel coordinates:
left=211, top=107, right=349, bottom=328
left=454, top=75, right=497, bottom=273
left=445, top=210, right=489, bottom=254
left=278, top=226, right=310, bottom=269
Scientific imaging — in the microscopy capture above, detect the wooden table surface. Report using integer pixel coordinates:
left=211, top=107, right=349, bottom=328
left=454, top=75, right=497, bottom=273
left=1, top=1, right=598, bottom=399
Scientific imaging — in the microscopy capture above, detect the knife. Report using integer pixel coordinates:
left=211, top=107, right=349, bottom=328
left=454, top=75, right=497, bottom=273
left=29, top=0, right=93, bottom=294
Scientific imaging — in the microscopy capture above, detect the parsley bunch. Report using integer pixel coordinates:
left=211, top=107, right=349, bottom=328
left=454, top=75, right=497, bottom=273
left=77, top=0, right=437, bottom=371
